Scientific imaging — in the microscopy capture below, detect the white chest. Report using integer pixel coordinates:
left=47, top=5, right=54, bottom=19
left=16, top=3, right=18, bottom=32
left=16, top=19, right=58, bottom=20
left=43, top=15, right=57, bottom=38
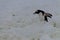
left=38, top=13, right=44, bottom=22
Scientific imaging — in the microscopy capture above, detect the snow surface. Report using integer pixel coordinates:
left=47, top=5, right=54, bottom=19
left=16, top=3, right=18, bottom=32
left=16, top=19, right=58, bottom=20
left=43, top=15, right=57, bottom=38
left=0, top=0, right=60, bottom=40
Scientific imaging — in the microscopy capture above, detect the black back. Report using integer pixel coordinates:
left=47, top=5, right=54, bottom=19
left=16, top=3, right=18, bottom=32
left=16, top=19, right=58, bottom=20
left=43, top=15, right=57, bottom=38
left=33, top=10, right=45, bottom=15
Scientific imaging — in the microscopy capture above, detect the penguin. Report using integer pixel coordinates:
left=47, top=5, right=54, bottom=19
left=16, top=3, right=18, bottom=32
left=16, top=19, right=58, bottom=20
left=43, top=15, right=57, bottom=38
left=33, top=10, right=52, bottom=22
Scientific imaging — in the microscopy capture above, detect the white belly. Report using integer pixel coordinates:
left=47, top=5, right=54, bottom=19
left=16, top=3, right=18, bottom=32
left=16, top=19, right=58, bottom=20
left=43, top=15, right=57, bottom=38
left=38, top=13, right=44, bottom=22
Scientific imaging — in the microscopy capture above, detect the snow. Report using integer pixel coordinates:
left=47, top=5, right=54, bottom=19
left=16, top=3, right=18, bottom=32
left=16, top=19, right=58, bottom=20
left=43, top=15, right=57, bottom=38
left=0, top=0, right=60, bottom=40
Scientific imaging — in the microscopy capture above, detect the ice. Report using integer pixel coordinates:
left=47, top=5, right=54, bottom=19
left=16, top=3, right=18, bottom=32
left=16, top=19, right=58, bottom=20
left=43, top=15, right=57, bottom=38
left=0, top=0, right=60, bottom=40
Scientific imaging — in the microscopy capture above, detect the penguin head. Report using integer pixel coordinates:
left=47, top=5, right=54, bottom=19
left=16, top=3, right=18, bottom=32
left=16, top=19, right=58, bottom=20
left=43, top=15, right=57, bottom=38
left=33, top=10, right=45, bottom=15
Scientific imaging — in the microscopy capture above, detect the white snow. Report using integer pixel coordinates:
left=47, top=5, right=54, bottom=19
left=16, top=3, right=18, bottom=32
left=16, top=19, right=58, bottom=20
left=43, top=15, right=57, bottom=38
left=0, top=0, right=60, bottom=40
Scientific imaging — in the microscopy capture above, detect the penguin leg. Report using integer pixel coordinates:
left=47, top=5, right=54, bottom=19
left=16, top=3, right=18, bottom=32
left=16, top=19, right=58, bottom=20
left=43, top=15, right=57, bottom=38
left=44, top=16, right=48, bottom=22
